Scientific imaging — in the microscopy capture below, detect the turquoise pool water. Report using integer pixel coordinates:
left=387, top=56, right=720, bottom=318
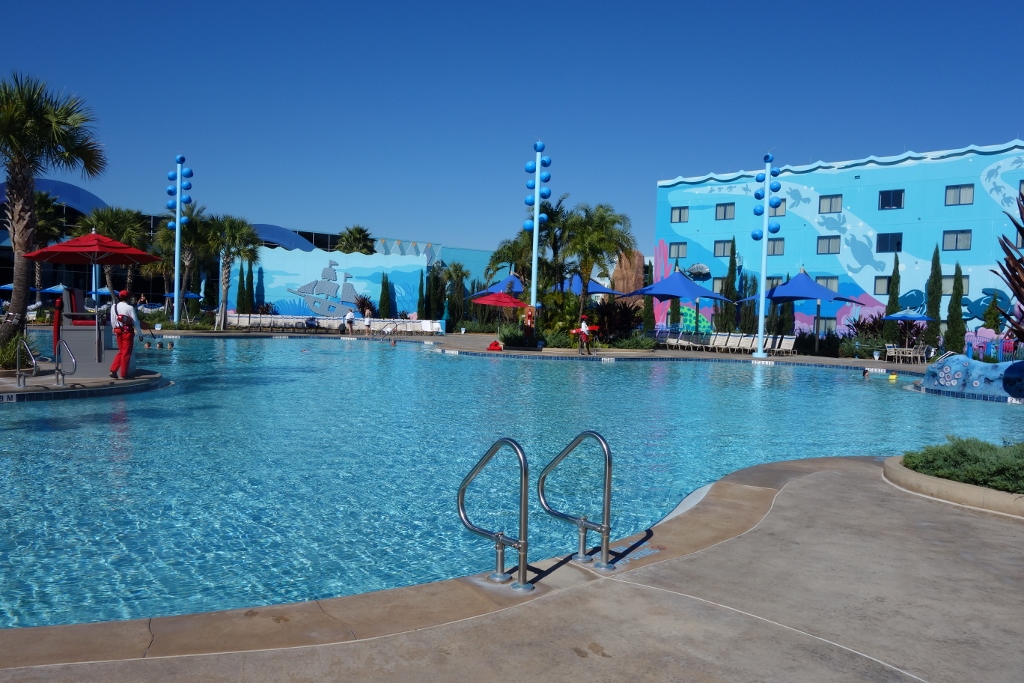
left=1, top=337, right=1019, bottom=628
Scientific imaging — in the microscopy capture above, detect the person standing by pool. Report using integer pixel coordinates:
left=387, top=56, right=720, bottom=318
left=363, top=310, right=371, bottom=335
left=579, top=315, right=592, bottom=356
left=109, top=290, right=139, bottom=379
left=345, top=309, right=355, bottom=335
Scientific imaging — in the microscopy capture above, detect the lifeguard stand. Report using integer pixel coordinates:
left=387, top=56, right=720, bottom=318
left=57, top=287, right=134, bottom=378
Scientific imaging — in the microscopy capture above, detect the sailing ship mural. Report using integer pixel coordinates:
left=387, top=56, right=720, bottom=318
left=286, top=260, right=359, bottom=317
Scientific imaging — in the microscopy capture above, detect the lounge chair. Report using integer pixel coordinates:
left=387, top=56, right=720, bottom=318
left=734, top=335, right=756, bottom=353
left=884, top=343, right=898, bottom=363
left=770, top=336, right=796, bottom=356
left=722, top=334, right=742, bottom=353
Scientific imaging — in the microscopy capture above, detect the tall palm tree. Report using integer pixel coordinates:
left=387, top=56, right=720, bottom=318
left=0, top=72, right=106, bottom=345
left=141, top=226, right=175, bottom=304
left=443, top=261, right=470, bottom=322
left=32, top=191, right=67, bottom=303
left=336, top=225, right=375, bottom=254
left=208, top=214, right=261, bottom=330
left=486, top=229, right=535, bottom=286
left=160, top=204, right=215, bottom=305
left=564, top=204, right=636, bottom=320
left=537, top=193, right=574, bottom=292
left=75, top=206, right=150, bottom=295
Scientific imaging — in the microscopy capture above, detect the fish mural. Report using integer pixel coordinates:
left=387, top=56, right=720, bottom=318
left=844, top=234, right=886, bottom=273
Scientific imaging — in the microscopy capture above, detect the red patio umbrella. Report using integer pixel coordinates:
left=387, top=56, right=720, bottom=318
left=472, top=292, right=528, bottom=308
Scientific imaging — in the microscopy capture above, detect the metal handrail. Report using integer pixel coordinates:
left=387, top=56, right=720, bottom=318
left=377, top=321, right=400, bottom=337
left=54, top=339, right=77, bottom=387
left=537, top=431, right=615, bottom=571
left=457, top=437, right=533, bottom=592
left=15, top=339, right=38, bottom=387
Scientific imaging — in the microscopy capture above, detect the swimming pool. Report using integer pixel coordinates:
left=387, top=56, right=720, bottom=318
left=1, top=337, right=1019, bottom=628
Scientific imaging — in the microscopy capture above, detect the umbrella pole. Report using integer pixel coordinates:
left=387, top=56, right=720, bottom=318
left=814, top=299, right=821, bottom=354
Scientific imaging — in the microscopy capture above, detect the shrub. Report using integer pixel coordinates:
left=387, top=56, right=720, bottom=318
left=459, top=320, right=499, bottom=334
left=542, top=329, right=573, bottom=348
left=0, top=334, right=40, bottom=370
left=795, top=330, right=842, bottom=357
left=610, top=332, right=656, bottom=350
left=498, top=324, right=534, bottom=347
left=902, top=437, right=1024, bottom=494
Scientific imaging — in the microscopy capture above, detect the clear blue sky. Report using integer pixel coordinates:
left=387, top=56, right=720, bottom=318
left=4, top=1, right=1021, bottom=252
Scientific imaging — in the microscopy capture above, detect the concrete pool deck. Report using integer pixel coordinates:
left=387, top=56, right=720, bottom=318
left=1, top=456, right=1021, bottom=682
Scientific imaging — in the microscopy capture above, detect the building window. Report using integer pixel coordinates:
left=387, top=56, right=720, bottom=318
left=1017, top=231, right=1023, bottom=249
left=941, top=274, right=970, bottom=296
left=769, top=198, right=786, bottom=217
left=668, top=242, right=687, bottom=259
left=712, top=277, right=725, bottom=294
left=767, top=238, right=784, bottom=256
left=874, top=276, right=890, bottom=296
left=878, top=189, right=904, bottom=210
left=715, top=203, right=735, bottom=220
left=817, top=236, right=840, bottom=254
left=942, top=230, right=972, bottom=251
left=876, top=232, right=903, bottom=253
left=670, top=206, right=689, bottom=223
left=765, top=276, right=783, bottom=289
left=713, top=240, right=732, bottom=258
left=819, top=194, right=842, bottom=213
left=945, top=184, right=974, bottom=206
left=816, top=317, right=837, bottom=334
left=815, top=276, right=839, bottom=292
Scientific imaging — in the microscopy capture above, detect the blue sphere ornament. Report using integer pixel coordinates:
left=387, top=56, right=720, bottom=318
left=525, top=195, right=535, bottom=206
left=181, top=194, right=192, bottom=205
left=755, top=172, right=765, bottom=183
left=753, top=205, right=764, bottom=216
left=166, top=186, right=176, bottom=196
left=534, top=141, right=545, bottom=152
left=167, top=221, right=176, bottom=230
left=166, top=200, right=176, bottom=210
left=769, top=180, right=781, bottom=192
left=539, top=213, right=548, bottom=223
left=181, top=180, right=192, bottom=191
left=539, top=187, right=551, bottom=199
left=180, top=216, right=190, bottom=225
left=175, top=154, right=186, bottom=164
left=525, top=161, right=537, bottom=173
left=524, top=220, right=534, bottom=231
left=540, top=171, right=551, bottom=182
left=770, top=167, right=780, bottom=177
left=753, top=189, right=764, bottom=200
left=751, top=228, right=763, bottom=241
left=527, top=179, right=536, bottom=189
left=769, top=196, right=782, bottom=208
left=768, top=221, right=781, bottom=234
left=182, top=167, right=194, bottom=178
left=167, top=171, right=177, bottom=181
left=540, top=156, right=551, bottom=167
left=764, top=153, right=774, bottom=163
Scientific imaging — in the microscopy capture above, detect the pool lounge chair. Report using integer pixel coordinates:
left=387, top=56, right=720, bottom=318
left=884, top=343, right=898, bottom=363
left=734, top=335, right=756, bottom=353
left=770, top=336, right=796, bottom=356
left=722, top=334, right=742, bottom=353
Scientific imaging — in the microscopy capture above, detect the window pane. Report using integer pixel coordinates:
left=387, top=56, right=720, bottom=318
left=819, top=196, right=830, bottom=213
left=768, top=238, right=784, bottom=255
left=766, top=276, right=782, bottom=288
left=712, top=277, right=724, bottom=294
left=943, top=232, right=956, bottom=250
left=769, top=199, right=786, bottom=217
left=816, top=276, right=838, bottom=292
left=961, top=185, right=973, bottom=204
left=960, top=231, right=971, bottom=249
left=945, top=186, right=957, bottom=205
left=874, top=277, right=890, bottom=296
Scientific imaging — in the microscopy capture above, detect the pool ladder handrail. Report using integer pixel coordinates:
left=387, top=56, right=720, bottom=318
left=457, top=437, right=533, bottom=592
left=538, top=431, right=616, bottom=571
left=15, top=338, right=38, bottom=387
left=54, top=339, right=77, bottom=386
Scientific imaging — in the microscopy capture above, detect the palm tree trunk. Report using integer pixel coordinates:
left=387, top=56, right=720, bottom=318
left=218, top=255, right=232, bottom=331
left=126, top=266, right=135, bottom=294
left=0, top=167, right=36, bottom=347
left=104, top=265, right=116, bottom=299
left=34, top=262, right=43, bottom=304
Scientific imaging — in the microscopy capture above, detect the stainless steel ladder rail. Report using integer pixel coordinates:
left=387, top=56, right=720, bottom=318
left=15, top=338, right=38, bottom=387
left=54, top=339, right=77, bottom=387
left=457, top=438, right=534, bottom=592
left=537, top=431, right=616, bottom=571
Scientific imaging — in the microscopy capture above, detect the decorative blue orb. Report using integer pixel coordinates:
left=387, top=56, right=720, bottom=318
left=755, top=172, right=765, bottom=183
left=167, top=171, right=177, bottom=181
left=525, top=161, right=537, bottom=173
left=167, top=221, right=176, bottom=230
left=166, top=186, right=176, bottom=196
left=524, top=220, right=534, bottom=231
left=770, top=167, right=780, bottom=177
left=540, top=171, right=551, bottom=182
left=769, top=196, right=782, bottom=208
left=540, top=156, right=551, bottom=167
left=181, top=180, right=192, bottom=191
left=534, top=141, right=545, bottom=152
left=527, top=179, right=536, bottom=190
left=753, top=205, right=764, bottom=216
left=175, top=154, right=186, bottom=164
left=525, top=195, right=535, bottom=206
left=182, top=167, right=194, bottom=178
left=754, top=189, right=764, bottom=200
left=180, top=216, right=190, bottom=225
left=539, top=187, right=551, bottom=199
left=539, top=213, right=548, bottom=223
left=181, top=194, right=192, bottom=205
left=166, top=200, right=176, bottom=210
left=769, top=180, right=781, bottom=192
left=751, top=228, right=763, bottom=241
left=768, top=221, right=781, bottom=234
left=764, top=153, right=774, bottom=163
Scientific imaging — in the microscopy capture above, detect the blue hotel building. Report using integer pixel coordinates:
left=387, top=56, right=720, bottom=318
left=654, top=140, right=1024, bottom=334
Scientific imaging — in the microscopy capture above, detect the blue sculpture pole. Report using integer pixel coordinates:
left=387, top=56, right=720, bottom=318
left=164, top=156, right=194, bottom=324
left=523, top=142, right=552, bottom=309
left=750, top=154, right=782, bottom=358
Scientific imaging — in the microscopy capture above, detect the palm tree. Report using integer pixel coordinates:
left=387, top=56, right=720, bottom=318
left=0, top=72, right=106, bottom=346
left=486, top=229, right=534, bottom=286
left=336, top=225, right=375, bottom=255
left=160, top=204, right=215, bottom=306
left=537, top=193, right=574, bottom=292
left=208, top=214, right=261, bottom=330
left=32, top=191, right=67, bottom=303
left=563, top=204, right=636, bottom=319
left=443, top=261, right=470, bottom=322
left=75, top=207, right=150, bottom=295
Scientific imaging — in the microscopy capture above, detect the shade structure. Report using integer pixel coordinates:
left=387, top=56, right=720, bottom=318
left=23, top=233, right=161, bottom=266
left=0, top=283, right=38, bottom=292
left=550, top=274, right=623, bottom=296
left=622, top=270, right=731, bottom=303
left=881, top=310, right=933, bottom=321
left=39, top=284, right=66, bottom=294
left=471, top=274, right=523, bottom=298
left=737, top=271, right=861, bottom=305
left=164, top=292, right=202, bottom=299
left=472, top=292, right=528, bottom=308
left=86, top=287, right=113, bottom=297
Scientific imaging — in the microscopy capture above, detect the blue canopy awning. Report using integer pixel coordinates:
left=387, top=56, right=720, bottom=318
left=622, top=270, right=730, bottom=303
left=550, top=274, right=623, bottom=296
left=471, top=273, right=524, bottom=298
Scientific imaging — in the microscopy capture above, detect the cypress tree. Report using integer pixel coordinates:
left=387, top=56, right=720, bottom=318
left=244, top=261, right=255, bottom=314
left=982, top=295, right=1003, bottom=333
left=945, top=263, right=966, bottom=353
left=779, top=273, right=794, bottom=334
left=643, top=295, right=655, bottom=332
left=235, top=263, right=246, bottom=314
left=922, top=245, right=943, bottom=347
left=713, top=237, right=738, bottom=331
left=430, top=266, right=445, bottom=319
left=378, top=273, right=391, bottom=318
left=423, top=270, right=434, bottom=320
left=669, top=260, right=681, bottom=327
left=882, top=253, right=901, bottom=343
left=417, top=269, right=425, bottom=320
left=738, top=273, right=758, bottom=334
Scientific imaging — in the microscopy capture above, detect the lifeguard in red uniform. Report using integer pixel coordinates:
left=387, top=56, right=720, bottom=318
left=109, top=290, right=140, bottom=379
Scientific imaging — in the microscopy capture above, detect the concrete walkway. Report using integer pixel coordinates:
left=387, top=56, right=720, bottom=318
left=2, top=457, right=1021, bottom=682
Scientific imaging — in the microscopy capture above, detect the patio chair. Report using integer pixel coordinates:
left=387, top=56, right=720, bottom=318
left=734, top=335, right=756, bottom=353
left=722, top=334, right=742, bottom=353
left=770, top=336, right=796, bottom=356
left=707, top=332, right=730, bottom=352
left=884, top=343, right=898, bottom=363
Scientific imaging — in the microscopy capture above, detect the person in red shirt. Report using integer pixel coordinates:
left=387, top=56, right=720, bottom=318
left=578, top=315, right=592, bottom=356
left=109, top=290, right=140, bottom=379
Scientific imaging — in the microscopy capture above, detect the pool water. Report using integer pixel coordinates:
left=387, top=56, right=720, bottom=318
left=0, top=338, right=1019, bottom=628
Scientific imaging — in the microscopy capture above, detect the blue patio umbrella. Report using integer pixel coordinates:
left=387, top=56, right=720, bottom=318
left=0, top=283, right=39, bottom=292
left=881, top=310, right=933, bottom=321
left=164, top=292, right=202, bottom=299
left=39, top=284, right=66, bottom=294
left=471, top=274, right=524, bottom=298
left=550, top=274, right=623, bottom=296
left=86, top=287, right=113, bottom=297
left=736, top=271, right=862, bottom=305
left=622, top=270, right=731, bottom=303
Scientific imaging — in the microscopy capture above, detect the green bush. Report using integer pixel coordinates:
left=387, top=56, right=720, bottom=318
left=498, top=324, right=534, bottom=347
left=0, top=334, right=40, bottom=370
left=459, top=320, right=500, bottom=334
left=902, top=436, right=1024, bottom=494
left=610, top=332, right=656, bottom=350
left=542, top=329, right=573, bottom=349
left=838, top=333, right=886, bottom=359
